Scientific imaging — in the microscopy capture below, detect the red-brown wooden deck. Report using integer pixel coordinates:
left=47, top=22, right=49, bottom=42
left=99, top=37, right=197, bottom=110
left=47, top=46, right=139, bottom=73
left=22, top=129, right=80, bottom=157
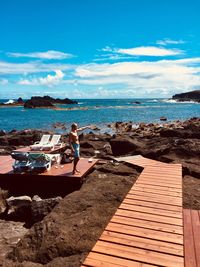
left=0, top=155, right=97, bottom=179
left=184, top=209, right=200, bottom=267
left=82, top=156, right=184, bottom=266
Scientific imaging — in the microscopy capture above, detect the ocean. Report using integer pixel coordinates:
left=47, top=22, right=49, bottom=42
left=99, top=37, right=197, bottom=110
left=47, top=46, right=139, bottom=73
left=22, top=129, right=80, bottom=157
left=0, top=98, right=200, bottom=132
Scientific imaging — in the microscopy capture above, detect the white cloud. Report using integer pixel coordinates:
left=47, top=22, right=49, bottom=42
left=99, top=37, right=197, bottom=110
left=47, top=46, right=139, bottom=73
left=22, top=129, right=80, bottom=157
left=0, top=79, right=8, bottom=85
left=156, top=39, right=185, bottom=46
left=0, top=61, right=73, bottom=74
left=74, top=58, right=200, bottom=97
left=8, top=50, right=73, bottom=60
left=117, top=46, right=183, bottom=57
left=18, top=70, right=65, bottom=86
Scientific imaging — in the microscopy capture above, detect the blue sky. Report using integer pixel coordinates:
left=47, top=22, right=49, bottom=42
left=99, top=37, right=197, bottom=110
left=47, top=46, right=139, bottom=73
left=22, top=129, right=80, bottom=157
left=0, top=0, right=200, bottom=99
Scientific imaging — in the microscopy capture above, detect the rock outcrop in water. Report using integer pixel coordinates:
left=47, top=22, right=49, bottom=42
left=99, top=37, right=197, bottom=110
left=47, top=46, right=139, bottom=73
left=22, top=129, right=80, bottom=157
left=0, top=98, right=24, bottom=106
left=172, top=90, right=200, bottom=102
left=24, top=96, right=78, bottom=108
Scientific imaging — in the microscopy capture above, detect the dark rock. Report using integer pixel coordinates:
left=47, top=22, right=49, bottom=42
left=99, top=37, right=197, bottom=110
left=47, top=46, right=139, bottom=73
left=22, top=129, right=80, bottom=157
left=24, top=99, right=54, bottom=109
left=17, top=97, right=24, bottom=103
left=110, top=137, right=138, bottom=156
left=80, top=141, right=94, bottom=149
left=160, top=116, right=167, bottom=121
left=5, top=196, right=32, bottom=221
left=0, top=130, right=6, bottom=136
left=24, top=96, right=77, bottom=108
left=131, top=101, right=141, bottom=104
left=172, top=90, right=200, bottom=102
left=42, top=95, right=78, bottom=105
left=31, top=196, right=62, bottom=223
left=52, top=122, right=67, bottom=130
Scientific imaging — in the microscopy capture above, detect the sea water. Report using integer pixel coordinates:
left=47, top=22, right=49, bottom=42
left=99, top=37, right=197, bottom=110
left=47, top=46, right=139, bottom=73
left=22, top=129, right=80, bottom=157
left=0, top=99, right=200, bottom=132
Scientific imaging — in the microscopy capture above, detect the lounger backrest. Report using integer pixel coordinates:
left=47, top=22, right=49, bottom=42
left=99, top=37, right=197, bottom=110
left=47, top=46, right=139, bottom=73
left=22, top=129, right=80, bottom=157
left=11, top=152, right=29, bottom=161
left=29, top=153, right=51, bottom=164
left=40, top=134, right=51, bottom=144
left=49, top=135, right=61, bottom=145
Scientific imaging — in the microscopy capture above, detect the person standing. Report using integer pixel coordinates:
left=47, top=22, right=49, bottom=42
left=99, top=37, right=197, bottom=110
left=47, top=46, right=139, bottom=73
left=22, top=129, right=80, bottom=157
left=69, top=123, right=90, bottom=174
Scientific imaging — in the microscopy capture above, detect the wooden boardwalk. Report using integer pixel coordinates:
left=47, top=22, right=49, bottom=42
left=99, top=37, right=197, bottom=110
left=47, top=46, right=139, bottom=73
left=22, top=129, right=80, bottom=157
left=82, top=156, right=184, bottom=266
left=184, top=209, right=200, bottom=267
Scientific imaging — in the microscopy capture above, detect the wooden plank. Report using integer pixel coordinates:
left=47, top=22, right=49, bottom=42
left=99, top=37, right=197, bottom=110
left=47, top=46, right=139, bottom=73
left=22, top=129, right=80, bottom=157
left=138, top=174, right=182, bottom=182
left=141, top=169, right=181, bottom=174
left=134, top=180, right=182, bottom=188
left=139, top=172, right=182, bottom=179
left=137, top=175, right=182, bottom=187
left=183, top=209, right=197, bottom=267
left=106, top=222, right=183, bottom=244
left=128, top=191, right=182, bottom=206
left=119, top=203, right=182, bottom=219
left=116, top=209, right=183, bottom=226
left=130, top=187, right=182, bottom=198
left=100, top=230, right=183, bottom=256
left=111, top=215, right=183, bottom=234
left=123, top=198, right=182, bottom=212
left=82, top=252, right=154, bottom=266
left=129, top=189, right=182, bottom=199
left=133, top=183, right=182, bottom=193
left=141, top=172, right=181, bottom=178
left=130, top=186, right=182, bottom=197
left=191, top=210, right=200, bottom=266
left=93, top=241, right=184, bottom=266
left=126, top=193, right=182, bottom=207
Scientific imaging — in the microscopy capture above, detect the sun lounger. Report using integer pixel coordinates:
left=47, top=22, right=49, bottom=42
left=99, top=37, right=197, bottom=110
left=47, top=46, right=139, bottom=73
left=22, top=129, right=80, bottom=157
left=41, top=135, right=62, bottom=150
left=30, top=134, right=51, bottom=150
left=28, top=152, right=61, bottom=172
left=28, top=153, right=52, bottom=172
left=11, top=151, right=32, bottom=172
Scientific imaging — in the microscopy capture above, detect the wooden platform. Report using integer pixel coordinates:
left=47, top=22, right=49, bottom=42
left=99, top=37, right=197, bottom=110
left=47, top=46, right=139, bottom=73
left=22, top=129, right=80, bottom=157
left=184, top=209, right=200, bottom=267
left=0, top=155, right=97, bottom=179
left=82, top=156, right=184, bottom=266
left=115, top=155, right=169, bottom=168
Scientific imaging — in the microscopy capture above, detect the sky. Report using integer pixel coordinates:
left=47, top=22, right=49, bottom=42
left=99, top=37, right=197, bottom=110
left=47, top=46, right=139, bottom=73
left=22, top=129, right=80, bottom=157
left=0, top=0, right=200, bottom=99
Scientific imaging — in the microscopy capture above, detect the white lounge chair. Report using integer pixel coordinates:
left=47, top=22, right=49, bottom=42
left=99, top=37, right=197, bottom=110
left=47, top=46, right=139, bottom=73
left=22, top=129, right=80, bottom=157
left=30, top=134, right=51, bottom=150
left=41, top=135, right=62, bottom=150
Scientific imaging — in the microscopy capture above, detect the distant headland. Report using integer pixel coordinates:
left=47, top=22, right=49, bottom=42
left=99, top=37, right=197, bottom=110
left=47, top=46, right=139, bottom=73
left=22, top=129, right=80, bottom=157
left=172, top=90, right=200, bottom=102
left=0, top=96, right=78, bottom=109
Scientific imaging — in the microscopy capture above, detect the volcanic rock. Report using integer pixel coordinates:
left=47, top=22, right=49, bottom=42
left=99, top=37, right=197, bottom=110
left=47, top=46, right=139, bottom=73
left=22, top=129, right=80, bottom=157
left=172, top=90, right=200, bottom=102
left=160, top=116, right=167, bottom=121
left=24, top=96, right=77, bottom=109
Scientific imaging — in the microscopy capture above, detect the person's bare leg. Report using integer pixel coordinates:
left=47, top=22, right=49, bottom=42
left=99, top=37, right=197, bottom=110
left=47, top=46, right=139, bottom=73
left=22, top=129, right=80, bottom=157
left=73, top=157, right=80, bottom=174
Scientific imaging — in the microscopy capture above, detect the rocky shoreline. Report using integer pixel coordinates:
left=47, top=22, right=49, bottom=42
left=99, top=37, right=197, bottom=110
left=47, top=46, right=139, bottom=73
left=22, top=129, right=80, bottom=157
left=0, top=117, right=200, bottom=266
left=172, top=90, right=200, bottom=102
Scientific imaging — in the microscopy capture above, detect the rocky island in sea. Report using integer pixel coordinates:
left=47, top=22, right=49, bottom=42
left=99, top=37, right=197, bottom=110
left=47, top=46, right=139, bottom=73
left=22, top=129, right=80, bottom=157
left=0, top=95, right=78, bottom=108
left=172, top=90, right=200, bottom=102
left=0, top=117, right=200, bottom=266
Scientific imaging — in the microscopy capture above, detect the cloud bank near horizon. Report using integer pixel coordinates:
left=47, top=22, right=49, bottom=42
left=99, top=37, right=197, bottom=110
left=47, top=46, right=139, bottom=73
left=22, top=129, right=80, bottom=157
left=1, top=42, right=200, bottom=98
